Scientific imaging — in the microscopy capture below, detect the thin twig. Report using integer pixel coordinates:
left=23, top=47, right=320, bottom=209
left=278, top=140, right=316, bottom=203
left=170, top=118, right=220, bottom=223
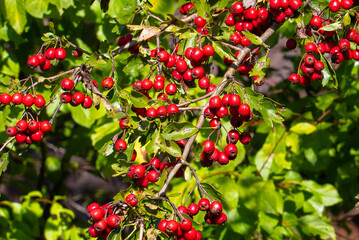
left=0, top=137, right=15, bottom=153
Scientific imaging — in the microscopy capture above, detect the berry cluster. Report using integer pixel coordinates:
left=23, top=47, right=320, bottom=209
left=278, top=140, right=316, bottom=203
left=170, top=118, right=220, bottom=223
left=6, top=120, right=51, bottom=144
left=287, top=0, right=359, bottom=86
left=158, top=199, right=226, bottom=240
left=60, top=78, right=93, bottom=108
left=87, top=202, right=120, bottom=239
left=27, top=47, right=67, bottom=71
left=126, top=157, right=179, bottom=188
left=0, top=92, right=46, bottom=108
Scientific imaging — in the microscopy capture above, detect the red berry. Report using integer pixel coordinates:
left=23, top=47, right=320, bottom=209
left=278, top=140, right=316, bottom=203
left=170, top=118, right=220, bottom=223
left=71, top=92, right=84, bottom=106
left=309, top=16, right=322, bottom=30
left=6, top=126, right=17, bottom=137
left=31, top=130, right=43, bottom=141
left=238, top=103, right=250, bottom=117
left=166, top=220, right=179, bottom=235
left=339, top=39, right=350, bottom=52
left=230, top=2, right=244, bottom=15
left=178, top=206, right=188, bottom=215
left=288, top=73, right=300, bottom=84
left=165, top=83, right=177, bottom=95
left=187, top=203, right=199, bottom=216
left=72, top=49, right=83, bottom=57
left=167, top=104, right=179, bottom=117
left=28, top=120, right=39, bottom=132
left=125, top=193, right=138, bottom=206
left=314, top=60, right=324, bottom=71
left=16, top=120, right=28, bottom=132
left=305, top=42, right=317, bottom=54
left=191, top=48, right=204, bottom=62
left=158, top=219, right=168, bottom=232
left=55, top=48, right=66, bottom=60
left=106, top=214, right=121, bottom=228
left=245, top=8, right=257, bottom=20
left=192, top=66, right=204, bottom=79
left=133, top=164, right=146, bottom=179
left=115, top=139, right=127, bottom=153
left=90, top=208, right=105, bottom=222
left=194, top=16, right=207, bottom=28
left=157, top=50, right=170, bottom=62
left=146, top=108, right=157, bottom=120
left=286, top=39, right=297, bottom=50
left=156, top=106, right=167, bottom=119
left=11, top=92, right=23, bottom=105
left=289, top=0, right=302, bottom=10
left=61, top=78, right=74, bottom=91
left=329, top=0, right=341, bottom=12
left=22, top=94, right=34, bottom=107
left=45, top=48, right=56, bottom=60
left=214, top=212, right=227, bottom=224
left=94, top=219, right=107, bottom=232
left=60, top=92, right=72, bottom=103
left=87, top=203, right=100, bottom=213
left=304, top=55, right=315, bottom=67
left=341, top=0, right=353, bottom=9
left=27, top=55, right=40, bottom=68
left=82, top=96, right=93, bottom=108
left=225, top=15, right=235, bottom=26
left=210, top=201, right=223, bottom=215
left=147, top=170, right=160, bottom=182
left=209, top=118, right=221, bottom=129
left=184, top=228, right=197, bottom=240
left=40, top=59, right=51, bottom=71
left=40, top=121, right=51, bottom=133
left=102, top=77, right=114, bottom=90
left=198, top=198, right=210, bottom=211
left=229, top=94, right=241, bottom=107
left=15, top=132, right=27, bottom=143
left=228, top=129, right=240, bottom=144
left=0, top=93, right=11, bottom=105
left=224, top=143, right=237, bottom=159
left=202, top=140, right=215, bottom=155
left=209, top=96, right=222, bottom=109
left=198, top=77, right=210, bottom=89
left=203, top=45, right=214, bottom=56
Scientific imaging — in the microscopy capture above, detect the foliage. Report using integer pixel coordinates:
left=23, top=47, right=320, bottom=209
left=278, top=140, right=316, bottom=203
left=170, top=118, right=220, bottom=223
left=0, top=0, right=358, bottom=239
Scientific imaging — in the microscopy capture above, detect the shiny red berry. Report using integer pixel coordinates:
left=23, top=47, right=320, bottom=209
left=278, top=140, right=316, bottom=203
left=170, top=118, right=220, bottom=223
left=61, top=78, right=74, bottom=91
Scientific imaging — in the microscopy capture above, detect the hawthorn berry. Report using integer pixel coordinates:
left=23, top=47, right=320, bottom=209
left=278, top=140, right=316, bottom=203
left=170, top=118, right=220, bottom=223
left=61, top=78, right=74, bottom=91
left=87, top=202, right=100, bottom=213
left=202, top=140, right=215, bottom=155
left=71, top=92, right=84, bottom=106
left=157, top=50, right=170, bottom=62
left=194, top=16, right=206, bottom=28
left=198, top=198, right=210, bottom=211
left=165, top=83, right=177, bottom=95
left=210, top=201, right=223, bottom=215
left=27, top=55, right=40, bottom=68
left=187, top=203, right=199, bottom=215
left=106, top=214, right=121, bottom=228
left=115, top=139, right=127, bottom=153
left=82, top=96, right=93, bottom=108
left=22, top=94, right=34, bottom=107
left=102, top=77, right=114, bottom=90
left=125, top=193, right=138, bottom=207
left=45, top=48, right=56, bottom=60
left=55, top=48, right=66, bottom=60
left=11, top=93, right=23, bottom=105
left=158, top=219, right=168, bottom=232
left=156, top=106, right=167, bottom=119
left=90, top=208, right=105, bottom=222
left=6, top=126, right=17, bottom=137
left=167, top=104, right=179, bottom=117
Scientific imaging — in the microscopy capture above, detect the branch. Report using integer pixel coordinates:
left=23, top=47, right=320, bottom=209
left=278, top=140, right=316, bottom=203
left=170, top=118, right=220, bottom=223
left=0, top=137, right=15, bottom=154
left=157, top=21, right=285, bottom=197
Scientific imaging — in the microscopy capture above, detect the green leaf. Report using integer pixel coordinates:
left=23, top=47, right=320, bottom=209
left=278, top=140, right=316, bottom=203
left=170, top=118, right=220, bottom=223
left=319, top=53, right=338, bottom=88
left=319, top=21, right=341, bottom=31
left=249, top=55, right=270, bottom=77
left=216, top=0, right=229, bottom=10
left=298, top=215, right=336, bottom=239
left=300, top=180, right=342, bottom=207
left=85, top=52, right=106, bottom=66
left=69, top=104, right=106, bottom=128
left=193, top=0, right=211, bottom=20
left=242, top=31, right=263, bottom=45
left=4, top=0, right=27, bottom=34
left=51, top=0, right=74, bottom=15
left=130, top=91, right=149, bottom=108
left=25, top=0, right=50, bottom=18
left=201, top=183, right=223, bottom=201
left=0, top=152, right=9, bottom=176
left=122, top=56, right=146, bottom=76
left=162, top=122, right=199, bottom=141
left=156, top=140, right=182, bottom=158
left=107, top=0, right=138, bottom=24
left=343, top=12, right=351, bottom=27
left=211, top=41, right=236, bottom=61
left=290, top=123, right=317, bottom=135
